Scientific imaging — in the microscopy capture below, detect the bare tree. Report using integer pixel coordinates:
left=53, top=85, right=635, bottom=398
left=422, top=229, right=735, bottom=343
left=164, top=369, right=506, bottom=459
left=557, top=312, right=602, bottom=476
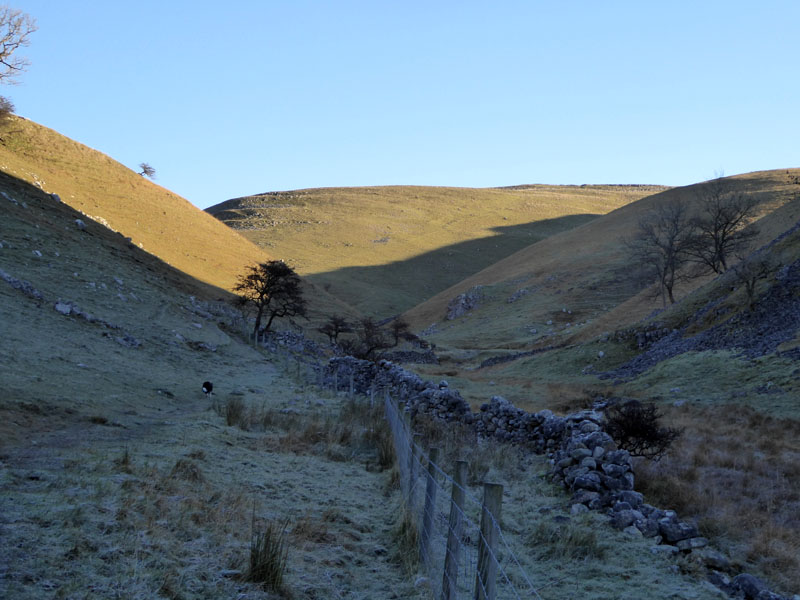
left=138, top=162, right=156, bottom=179
left=234, top=261, right=306, bottom=337
left=604, top=400, right=681, bottom=461
left=0, top=6, right=35, bottom=139
left=0, top=6, right=36, bottom=84
left=388, top=317, right=410, bottom=346
left=339, top=317, right=392, bottom=360
left=0, top=94, right=12, bottom=118
left=628, top=200, right=695, bottom=306
left=730, top=254, right=772, bottom=312
left=318, top=314, right=351, bottom=344
left=686, top=178, right=759, bottom=273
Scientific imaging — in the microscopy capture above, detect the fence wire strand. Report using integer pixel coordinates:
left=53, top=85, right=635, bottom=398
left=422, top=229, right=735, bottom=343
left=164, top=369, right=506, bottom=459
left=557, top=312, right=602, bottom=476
left=383, top=391, right=543, bottom=600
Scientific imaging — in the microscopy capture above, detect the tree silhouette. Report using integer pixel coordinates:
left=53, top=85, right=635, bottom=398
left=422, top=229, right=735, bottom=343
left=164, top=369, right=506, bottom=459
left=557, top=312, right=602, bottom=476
left=686, top=178, right=759, bottom=274
left=234, top=261, right=306, bottom=337
left=318, top=314, right=352, bottom=344
left=389, top=317, right=411, bottom=346
left=628, top=200, right=695, bottom=306
left=138, top=162, right=156, bottom=179
left=0, top=6, right=37, bottom=84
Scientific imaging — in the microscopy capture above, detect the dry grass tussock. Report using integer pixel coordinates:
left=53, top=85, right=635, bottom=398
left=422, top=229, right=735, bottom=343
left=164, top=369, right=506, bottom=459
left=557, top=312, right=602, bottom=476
left=246, top=516, right=290, bottom=594
left=216, top=394, right=395, bottom=470
left=526, top=515, right=607, bottom=561
left=411, top=412, right=526, bottom=485
left=635, top=403, right=800, bottom=594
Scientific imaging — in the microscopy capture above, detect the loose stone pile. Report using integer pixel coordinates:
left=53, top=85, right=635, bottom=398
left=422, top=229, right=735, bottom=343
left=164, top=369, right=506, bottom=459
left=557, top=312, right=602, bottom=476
left=446, top=285, right=483, bottom=320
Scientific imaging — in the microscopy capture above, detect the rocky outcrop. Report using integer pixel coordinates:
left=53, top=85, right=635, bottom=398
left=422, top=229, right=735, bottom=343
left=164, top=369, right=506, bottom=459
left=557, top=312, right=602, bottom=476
left=446, top=286, right=483, bottom=320
left=0, top=267, right=45, bottom=302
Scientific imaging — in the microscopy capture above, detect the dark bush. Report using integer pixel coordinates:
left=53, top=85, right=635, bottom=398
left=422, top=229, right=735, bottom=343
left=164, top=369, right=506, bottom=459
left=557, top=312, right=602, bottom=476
left=0, top=95, right=14, bottom=121
left=604, top=400, right=681, bottom=461
left=337, top=316, right=392, bottom=360
left=318, top=314, right=352, bottom=344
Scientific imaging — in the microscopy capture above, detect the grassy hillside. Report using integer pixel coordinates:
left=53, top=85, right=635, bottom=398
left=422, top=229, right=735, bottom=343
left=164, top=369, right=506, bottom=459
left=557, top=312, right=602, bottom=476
left=0, top=174, right=422, bottom=598
left=208, top=184, right=665, bottom=316
left=403, top=169, right=800, bottom=407
left=0, top=115, right=267, bottom=292
left=0, top=115, right=356, bottom=323
left=0, top=174, right=725, bottom=599
left=397, top=170, right=800, bottom=593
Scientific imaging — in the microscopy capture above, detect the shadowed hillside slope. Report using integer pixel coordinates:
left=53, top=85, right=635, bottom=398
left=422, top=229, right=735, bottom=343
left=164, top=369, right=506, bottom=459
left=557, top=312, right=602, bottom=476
left=0, top=115, right=356, bottom=322
left=402, top=169, right=800, bottom=408
left=208, top=184, right=665, bottom=316
left=0, top=173, right=428, bottom=598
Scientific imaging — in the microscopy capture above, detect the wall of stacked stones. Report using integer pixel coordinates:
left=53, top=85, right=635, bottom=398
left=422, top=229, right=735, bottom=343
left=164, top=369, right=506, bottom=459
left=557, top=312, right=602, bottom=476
left=321, top=355, right=793, bottom=600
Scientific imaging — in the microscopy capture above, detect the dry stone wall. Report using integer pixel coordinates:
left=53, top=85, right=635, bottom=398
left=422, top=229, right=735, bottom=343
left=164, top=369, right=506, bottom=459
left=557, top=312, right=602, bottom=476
left=320, top=355, right=797, bottom=600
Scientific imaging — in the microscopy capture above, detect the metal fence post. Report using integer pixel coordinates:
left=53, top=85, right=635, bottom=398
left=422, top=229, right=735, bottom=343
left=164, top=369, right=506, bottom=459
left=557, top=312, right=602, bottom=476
left=475, top=482, right=503, bottom=600
left=442, top=460, right=468, bottom=600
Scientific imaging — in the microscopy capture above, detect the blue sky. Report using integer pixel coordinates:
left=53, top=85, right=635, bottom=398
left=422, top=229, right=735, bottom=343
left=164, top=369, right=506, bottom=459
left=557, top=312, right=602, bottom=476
left=8, top=1, right=800, bottom=209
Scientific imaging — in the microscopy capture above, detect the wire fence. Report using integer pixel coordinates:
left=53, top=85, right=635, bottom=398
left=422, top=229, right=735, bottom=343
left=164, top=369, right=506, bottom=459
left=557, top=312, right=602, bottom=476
left=384, top=391, right=542, bottom=600
left=239, top=325, right=542, bottom=599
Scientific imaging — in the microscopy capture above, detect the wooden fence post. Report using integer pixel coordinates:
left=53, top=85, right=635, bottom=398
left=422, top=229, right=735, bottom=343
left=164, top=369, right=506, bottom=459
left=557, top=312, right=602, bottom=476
left=442, top=460, right=468, bottom=600
left=475, top=482, right=503, bottom=600
left=420, top=447, right=440, bottom=567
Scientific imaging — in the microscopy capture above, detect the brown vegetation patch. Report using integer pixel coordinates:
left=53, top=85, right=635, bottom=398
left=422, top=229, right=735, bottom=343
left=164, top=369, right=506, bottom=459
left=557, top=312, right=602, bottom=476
left=635, top=403, right=800, bottom=594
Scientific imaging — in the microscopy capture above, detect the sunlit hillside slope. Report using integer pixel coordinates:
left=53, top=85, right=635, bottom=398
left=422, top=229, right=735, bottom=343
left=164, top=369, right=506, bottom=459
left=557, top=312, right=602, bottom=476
left=208, top=184, right=665, bottom=316
left=0, top=115, right=355, bottom=321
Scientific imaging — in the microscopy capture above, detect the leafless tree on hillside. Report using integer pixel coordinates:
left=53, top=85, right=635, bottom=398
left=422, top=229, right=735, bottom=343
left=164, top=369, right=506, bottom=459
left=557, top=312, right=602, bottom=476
left=628, top=199, right=695, bottom=306
left=685, top=178, right=760, bottom=274
left=318, top=314, right=352, bottom=344
left=138, top=162, right=156, bottom=179
left=389, top=317, right=411, bottom=346
left=338, top=317, right=392, bottom=360
left=730, top=254, right=772, bottom=312
left=0, top=6, right=37, bottom=84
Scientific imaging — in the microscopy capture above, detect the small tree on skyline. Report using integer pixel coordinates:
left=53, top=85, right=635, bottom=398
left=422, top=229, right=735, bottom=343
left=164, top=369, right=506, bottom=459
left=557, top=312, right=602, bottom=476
left=138, top=162, right=156, bottom=179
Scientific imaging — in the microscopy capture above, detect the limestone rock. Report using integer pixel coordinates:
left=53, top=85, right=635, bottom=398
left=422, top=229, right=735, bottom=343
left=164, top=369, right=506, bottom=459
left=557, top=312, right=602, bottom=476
left=446, top=286, right=483, bottom=320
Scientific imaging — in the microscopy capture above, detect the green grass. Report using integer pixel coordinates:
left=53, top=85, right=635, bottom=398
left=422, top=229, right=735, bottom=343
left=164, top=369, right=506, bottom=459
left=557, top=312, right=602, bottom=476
left=209, top=184, right=661, bottom=316
left=619, top=350, right=800, bottom=416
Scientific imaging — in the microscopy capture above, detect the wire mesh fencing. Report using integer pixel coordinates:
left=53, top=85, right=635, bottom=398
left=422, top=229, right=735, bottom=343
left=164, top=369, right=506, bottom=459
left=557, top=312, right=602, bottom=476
left=384, top=391, right=542, bottom=600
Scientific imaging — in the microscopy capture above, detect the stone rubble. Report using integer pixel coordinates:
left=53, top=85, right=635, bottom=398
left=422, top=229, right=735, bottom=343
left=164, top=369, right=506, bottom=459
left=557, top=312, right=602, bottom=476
left=446, top=286, right=483, bottom=320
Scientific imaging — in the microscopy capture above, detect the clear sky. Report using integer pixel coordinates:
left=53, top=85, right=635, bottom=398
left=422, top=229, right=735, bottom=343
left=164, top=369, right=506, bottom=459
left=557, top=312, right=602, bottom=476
left=7, top=1, right=800, bottom=209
